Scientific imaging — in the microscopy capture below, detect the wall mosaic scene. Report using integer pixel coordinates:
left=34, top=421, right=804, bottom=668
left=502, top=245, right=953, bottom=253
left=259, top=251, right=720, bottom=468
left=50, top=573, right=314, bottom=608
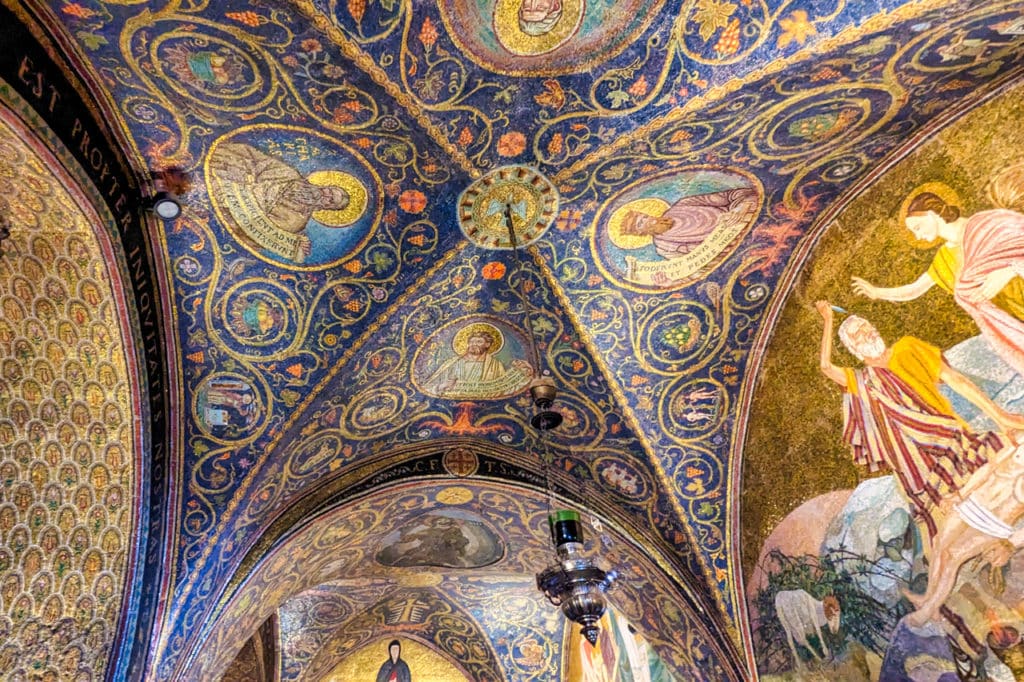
left=0, top=0, right=1023, bottom=680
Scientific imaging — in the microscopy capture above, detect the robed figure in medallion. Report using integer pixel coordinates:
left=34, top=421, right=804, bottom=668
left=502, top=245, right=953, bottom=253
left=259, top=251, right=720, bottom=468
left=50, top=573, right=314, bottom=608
left=207, top=132, right=376, bottom=267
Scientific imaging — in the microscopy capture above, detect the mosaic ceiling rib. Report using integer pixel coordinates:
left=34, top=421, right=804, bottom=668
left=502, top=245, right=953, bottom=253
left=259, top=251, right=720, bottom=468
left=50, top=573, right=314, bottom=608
left=7, top=0, right=1024, bottom=678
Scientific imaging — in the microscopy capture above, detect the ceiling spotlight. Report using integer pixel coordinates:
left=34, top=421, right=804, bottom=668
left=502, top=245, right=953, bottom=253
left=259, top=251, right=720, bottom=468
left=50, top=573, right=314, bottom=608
left=151, top=191, right=182, bottom=221
left=149, top=166, right=191, bottom=221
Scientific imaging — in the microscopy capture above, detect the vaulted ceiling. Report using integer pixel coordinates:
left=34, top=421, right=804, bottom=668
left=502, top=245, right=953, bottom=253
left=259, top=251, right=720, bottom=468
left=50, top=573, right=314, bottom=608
left=0, top=0, right=1023, bottom=679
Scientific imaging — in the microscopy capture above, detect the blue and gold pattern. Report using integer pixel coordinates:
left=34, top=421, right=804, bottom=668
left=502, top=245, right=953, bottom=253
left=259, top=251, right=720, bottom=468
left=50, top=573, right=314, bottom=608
left=5, top=0, right=1024, bottom=679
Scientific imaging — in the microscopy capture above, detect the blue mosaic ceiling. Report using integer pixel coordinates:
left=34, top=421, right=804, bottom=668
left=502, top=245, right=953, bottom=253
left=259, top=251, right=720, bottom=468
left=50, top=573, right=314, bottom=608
left=6, top=0, right=1024, bottom=678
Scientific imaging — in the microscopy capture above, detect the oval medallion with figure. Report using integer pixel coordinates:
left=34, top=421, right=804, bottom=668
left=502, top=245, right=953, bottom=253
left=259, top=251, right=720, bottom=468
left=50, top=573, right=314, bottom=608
left=438, top=0, right=666, bottom=75
left=412, top=317, right=534, bottom=400
left=193, top=373, right=264, bottom=440
left=205, top=125, right=382, bottom=269
left=592, top=167, right=761, bottom=291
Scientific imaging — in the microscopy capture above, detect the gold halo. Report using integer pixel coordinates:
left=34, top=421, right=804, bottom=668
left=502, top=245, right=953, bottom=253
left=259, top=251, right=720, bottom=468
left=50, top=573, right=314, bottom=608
left=493, top=0, right=584, bottom=56
left=899, top=181, right=961, bottom=249
left=307, top=170, right=368, bottom=227
left=437, top=486, right=474, bottom=504
left=607, top=198, right=670, bottom=250
left=451, top=322, right=504, bottom=356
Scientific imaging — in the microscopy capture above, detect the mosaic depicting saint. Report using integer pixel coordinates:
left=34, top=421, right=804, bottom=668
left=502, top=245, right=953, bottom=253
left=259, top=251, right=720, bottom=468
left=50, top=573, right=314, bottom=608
left=376, top=640, right=412, bottom=682
left=494, top=0, right=584, bottom=56
left=196, top=376, right=261, bottom=434
left=615, top=187, right=758, bottom=260
left=852, top=166, right=1024, bottom=374
left=417, top=321, right=533, bottom=400
left=441, top=0, right=659, bottom=76
left=207, top=135, right=372, bottom=266
left=815, top=301, right=1024, bottom=539
left=595, top=169, right=760, bottom=289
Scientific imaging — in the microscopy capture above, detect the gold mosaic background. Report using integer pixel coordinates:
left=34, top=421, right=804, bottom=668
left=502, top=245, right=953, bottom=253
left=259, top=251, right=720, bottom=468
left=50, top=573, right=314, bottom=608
left=741, top=81, right=1024, bottom=580
left=324, top=637, right=470, bottom=681
left=0, top=110, right=137, bottom=679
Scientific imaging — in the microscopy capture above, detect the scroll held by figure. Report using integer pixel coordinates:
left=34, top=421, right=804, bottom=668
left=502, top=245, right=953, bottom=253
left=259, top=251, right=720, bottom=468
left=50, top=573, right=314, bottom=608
left=594, top=169, right=760, bottom=290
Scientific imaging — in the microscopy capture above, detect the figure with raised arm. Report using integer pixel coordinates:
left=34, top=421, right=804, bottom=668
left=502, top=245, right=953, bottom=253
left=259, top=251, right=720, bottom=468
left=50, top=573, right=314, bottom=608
left=851, top=188, right=1024, bottom=373
left=815, top=300, right=1024, bottom=538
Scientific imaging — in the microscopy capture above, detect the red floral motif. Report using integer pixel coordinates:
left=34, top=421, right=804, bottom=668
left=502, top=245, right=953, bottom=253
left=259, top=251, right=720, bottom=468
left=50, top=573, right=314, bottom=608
left=481, top=261, right=506, bottom=280
left=332, top=107, right=355, bottom=124
left=628, top=75, right=649, bottom=98
left=398, top=189, right=427, bottom=213
left=419, top=16, right=439, bottom=50
left=547, top=133, right=563, bottom=156
left=496, top=132, right=526, bottom=157
left=226, top=11, right=262, bottom=26
left=534, top=79, right=566, bottom=110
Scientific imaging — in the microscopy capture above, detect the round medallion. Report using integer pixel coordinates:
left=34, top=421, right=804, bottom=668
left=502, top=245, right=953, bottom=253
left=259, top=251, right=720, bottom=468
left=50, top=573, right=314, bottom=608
left=592, top=166, right=761, bottom=290
left=442, top=449, right=479, bottom=478
left=458, top=165, right=558, bottom=249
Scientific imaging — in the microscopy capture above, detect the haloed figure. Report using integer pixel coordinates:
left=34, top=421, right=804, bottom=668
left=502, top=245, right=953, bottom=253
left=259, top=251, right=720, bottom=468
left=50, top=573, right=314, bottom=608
left=852, top=189, right=1024, bottom=374
left=519, top=0, right=562, bottom=35
left=619, top=187, right=757, bottom=260
left=376, top=640, right=412, bottom=682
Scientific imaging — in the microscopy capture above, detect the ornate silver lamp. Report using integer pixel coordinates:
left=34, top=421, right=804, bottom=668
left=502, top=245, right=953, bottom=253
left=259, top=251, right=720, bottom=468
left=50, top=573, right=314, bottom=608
left=502, top=202, right=618, bottom=646
left=535, top=505, right=618, bottom=645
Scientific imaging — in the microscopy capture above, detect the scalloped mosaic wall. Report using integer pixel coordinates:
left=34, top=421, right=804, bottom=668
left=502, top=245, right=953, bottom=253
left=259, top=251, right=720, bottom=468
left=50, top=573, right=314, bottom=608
left=0, top=103, right=138, bottom=680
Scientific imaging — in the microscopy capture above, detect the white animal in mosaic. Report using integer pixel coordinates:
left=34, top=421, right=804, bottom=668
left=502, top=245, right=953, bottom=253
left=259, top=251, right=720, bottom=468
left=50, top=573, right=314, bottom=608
left=774, top=589, right=841, bottom=668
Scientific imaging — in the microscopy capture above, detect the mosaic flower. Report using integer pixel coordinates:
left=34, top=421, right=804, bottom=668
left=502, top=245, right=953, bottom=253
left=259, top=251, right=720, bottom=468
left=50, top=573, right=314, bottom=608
left=419, top=16, right=439, bottom=50
left=777, top=10, right=817, bottom=48
left=496, top=132, right=526, bottom=157
left=398, top=189, right=427, bottom=213
left=481, top=261, right=506, bottom=280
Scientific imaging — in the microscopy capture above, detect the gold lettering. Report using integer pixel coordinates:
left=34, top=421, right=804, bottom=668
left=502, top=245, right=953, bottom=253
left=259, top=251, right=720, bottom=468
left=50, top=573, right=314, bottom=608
left=46, top=85, right=60, bottom=113
left=17, top=56, right=43, bottom=98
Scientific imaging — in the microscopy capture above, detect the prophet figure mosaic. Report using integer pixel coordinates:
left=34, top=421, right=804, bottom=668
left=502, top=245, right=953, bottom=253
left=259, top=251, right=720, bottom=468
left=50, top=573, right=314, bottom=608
left=438, top=0, right=664, bottom=74
left=413, top=318, right=534, bottom=400
left=206, top=127, right=380, bottom=267
left=592, top=168, right=760, bottom=290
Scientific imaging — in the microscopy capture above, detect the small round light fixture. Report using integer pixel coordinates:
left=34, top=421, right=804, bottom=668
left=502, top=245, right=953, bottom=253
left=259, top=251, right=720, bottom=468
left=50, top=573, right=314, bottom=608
left=152, top=191, right=182, bottom=221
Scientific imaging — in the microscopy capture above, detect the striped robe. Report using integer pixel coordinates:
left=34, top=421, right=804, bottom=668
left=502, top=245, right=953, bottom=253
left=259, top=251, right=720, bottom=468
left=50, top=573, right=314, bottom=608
left=842, top=340, right=1007, bottom=538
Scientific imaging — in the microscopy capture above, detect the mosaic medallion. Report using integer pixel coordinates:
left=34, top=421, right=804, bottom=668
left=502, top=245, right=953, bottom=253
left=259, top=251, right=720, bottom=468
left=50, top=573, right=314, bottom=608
left=591, top=166, right=761, bottom=290
left=457, top=165, right=558, bottom=249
